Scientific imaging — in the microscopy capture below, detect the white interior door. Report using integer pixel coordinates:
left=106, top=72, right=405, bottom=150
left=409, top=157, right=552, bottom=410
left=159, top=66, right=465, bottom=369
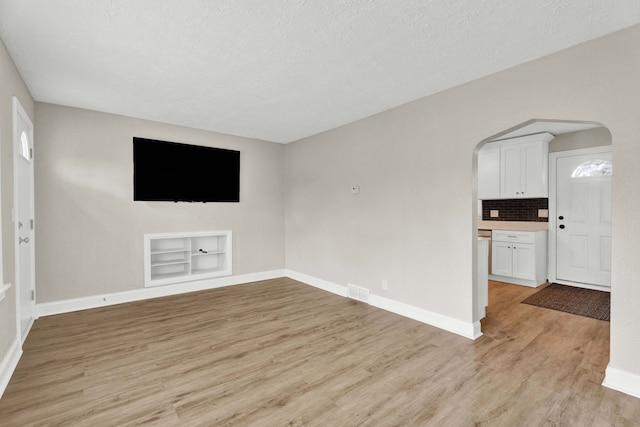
left=13, top=97, right=36, bottom=341
left=552, top=148, right=611, bottom=288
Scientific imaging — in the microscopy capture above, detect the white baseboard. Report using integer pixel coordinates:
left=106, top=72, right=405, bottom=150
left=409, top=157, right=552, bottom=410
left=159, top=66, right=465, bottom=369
left=25, top=269, right=640, bottom=401
left=37, top=268, right=479, bottom=340
left=553, top=279, right=611, bottom=292
left=37, top=270, right=286, bottom=317
left=285, top=270, right=348, bottom=298
left=488, top=274, right=544, bottom=288
left=369, top=294, right=481, bottom=340
left=603, top=365, right=640, bottom=399
left=0, top=338, right=22, bottom=399
left=285, top=270, right=479, bottom=340
left=472, top=321, right=482, bottom=339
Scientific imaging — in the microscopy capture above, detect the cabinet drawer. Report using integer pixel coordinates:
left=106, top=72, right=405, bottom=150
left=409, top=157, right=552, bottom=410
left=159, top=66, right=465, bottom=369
left=492, top=230, right=535, bottom=243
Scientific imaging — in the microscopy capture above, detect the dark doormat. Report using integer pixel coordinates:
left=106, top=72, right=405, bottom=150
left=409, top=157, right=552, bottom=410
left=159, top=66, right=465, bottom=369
left=521, top=283, right=610, bottom=321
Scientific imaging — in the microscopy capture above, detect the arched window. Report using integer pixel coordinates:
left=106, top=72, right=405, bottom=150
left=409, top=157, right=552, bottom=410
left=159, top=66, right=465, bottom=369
left=571, top=160, right=612, bottom=178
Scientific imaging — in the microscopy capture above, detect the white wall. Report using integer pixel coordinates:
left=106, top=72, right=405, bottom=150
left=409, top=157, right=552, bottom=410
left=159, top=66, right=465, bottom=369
left=286, top=24, right=640, bottom=380
left=34, top=104, right=286, bottom=302
left=549, top=127, right=612, bottom=152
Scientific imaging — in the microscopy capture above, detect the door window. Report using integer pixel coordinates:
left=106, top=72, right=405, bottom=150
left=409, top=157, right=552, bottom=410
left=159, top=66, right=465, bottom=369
left=571, top=160, right=612, bottom=178
left=19, top=130, right=30, bottom=161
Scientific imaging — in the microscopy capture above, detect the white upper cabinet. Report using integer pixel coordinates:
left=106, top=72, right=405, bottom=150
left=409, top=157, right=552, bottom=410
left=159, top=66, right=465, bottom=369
left=479, top=132, right=553, bottom=199
left=478, top=146, right=500, bottom=199
left=500, top=137, right=550, bottom=198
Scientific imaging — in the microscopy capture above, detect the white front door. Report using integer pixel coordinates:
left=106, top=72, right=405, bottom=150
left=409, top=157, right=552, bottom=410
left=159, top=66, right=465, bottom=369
left=551, top=147, right=612, bottom=288
left=13, top=97, right=36, bottom=341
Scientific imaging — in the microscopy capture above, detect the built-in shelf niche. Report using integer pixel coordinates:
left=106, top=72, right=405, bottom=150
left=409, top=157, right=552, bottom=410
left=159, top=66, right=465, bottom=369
left=144, top=231, right=232, bottom=287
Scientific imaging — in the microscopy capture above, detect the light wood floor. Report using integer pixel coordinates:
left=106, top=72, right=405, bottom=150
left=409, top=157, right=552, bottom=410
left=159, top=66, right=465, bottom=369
left=0, top=278, right=637, bottom=426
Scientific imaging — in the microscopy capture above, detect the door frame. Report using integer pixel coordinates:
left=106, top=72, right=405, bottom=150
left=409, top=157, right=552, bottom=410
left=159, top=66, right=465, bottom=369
left=548, top=145, right=612, bottom=290
left=12, top=96, right=36, bottom=343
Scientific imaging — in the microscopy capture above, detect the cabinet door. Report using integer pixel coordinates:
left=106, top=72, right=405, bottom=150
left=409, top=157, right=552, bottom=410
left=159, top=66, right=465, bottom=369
left=521, top=141, right=549, bottom=198
left=478, top=146, right=500, bottom=199
left=500, top=144, right=522, bottom=198
left=491, top=241, right=513, bottom=276
left=512, top=243, right=535, bottom=280
left=499, top=140, right=549, bottom=199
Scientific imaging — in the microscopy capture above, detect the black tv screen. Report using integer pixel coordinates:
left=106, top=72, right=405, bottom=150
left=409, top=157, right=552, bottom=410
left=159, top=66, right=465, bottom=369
left=133, top=137, right=240, bottom=202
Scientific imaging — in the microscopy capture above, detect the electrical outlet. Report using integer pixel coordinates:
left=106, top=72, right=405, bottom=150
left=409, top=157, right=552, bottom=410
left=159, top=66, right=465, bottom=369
left=490, top=210, right=499, bottom=218
left=382, top=280, right=388, bottom=290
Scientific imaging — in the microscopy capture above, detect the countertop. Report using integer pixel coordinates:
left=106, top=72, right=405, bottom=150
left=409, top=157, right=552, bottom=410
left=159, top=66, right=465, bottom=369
left=478, top=220, right=549, bottom=231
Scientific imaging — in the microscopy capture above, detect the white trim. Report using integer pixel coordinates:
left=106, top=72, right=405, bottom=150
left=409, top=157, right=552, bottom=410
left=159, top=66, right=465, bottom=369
left=0, top=338, right=22, bottom=399
left=285, top=270, right=348, bottom=297
left=488, top=274, right=545, bottom=288
left=603, top=366, right=640, bottom=399
left=472, top=321, right=482, bottom=338
left=37, top=270, right=285, bottom=317
left=0, top=283, right=10, bottom=303
left=548, top=145, right=612, bottom=286
left=285, top=270, right=480, bottom=340
left=369, top=294, right=482, bottom=339
left=20, top=318, right=34, bottom=345
left=492, top=131, right=555, bottom=145
left=553, top=279, right=611, bottom=292
left=37, top=269, right=480, bottom=340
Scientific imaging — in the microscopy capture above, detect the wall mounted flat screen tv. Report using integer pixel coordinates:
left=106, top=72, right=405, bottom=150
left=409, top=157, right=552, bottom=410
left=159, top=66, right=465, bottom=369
left=133, top=137, right=240, bottom=202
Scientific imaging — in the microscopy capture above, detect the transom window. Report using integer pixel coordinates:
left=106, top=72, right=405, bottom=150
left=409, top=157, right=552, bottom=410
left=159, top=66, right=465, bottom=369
left=571, top=160, right=612, bottom=178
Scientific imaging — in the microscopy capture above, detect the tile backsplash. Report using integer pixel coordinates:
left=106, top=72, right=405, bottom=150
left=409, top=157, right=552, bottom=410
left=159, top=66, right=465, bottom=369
left=481, top=198, right=549, bottom=222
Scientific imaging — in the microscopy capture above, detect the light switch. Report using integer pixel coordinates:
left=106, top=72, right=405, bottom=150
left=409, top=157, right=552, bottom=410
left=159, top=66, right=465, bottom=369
left=490, top=210, right=499, bottom=218
left=538, top=209, right=549, bottom=218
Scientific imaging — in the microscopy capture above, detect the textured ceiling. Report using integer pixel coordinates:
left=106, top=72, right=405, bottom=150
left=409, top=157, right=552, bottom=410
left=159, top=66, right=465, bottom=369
left=1, top=1, right=639, bottom=143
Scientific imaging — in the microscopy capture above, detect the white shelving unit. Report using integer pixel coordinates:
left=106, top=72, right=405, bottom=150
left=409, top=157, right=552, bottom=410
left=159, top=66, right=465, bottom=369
left=144, top=231, right=232, bottom=287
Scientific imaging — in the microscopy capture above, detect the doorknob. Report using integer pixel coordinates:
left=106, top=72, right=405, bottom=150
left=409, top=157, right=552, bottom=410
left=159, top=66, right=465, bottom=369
left=19, top=237, right=29, bottom=244
left=559, top=225, right=565, bottom=229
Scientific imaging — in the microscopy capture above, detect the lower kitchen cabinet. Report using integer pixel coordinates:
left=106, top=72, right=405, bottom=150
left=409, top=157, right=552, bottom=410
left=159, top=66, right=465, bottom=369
left=490, top=230, right=547, bottom=287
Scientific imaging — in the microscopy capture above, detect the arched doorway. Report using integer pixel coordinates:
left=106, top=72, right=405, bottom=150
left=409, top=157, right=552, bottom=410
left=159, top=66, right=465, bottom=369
left=473, top=119, right=612, bottom=333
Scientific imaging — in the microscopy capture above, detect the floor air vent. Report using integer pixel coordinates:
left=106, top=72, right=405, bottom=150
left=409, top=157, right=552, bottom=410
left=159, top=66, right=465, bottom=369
left=347, top=284, right=370, bottom=303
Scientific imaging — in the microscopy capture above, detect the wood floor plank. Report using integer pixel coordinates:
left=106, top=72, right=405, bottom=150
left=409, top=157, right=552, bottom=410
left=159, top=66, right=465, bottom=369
left=0, top=277, right=637, bottom=426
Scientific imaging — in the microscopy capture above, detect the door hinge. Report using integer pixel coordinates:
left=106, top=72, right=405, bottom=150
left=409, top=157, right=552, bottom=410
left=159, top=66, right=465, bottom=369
left=31, top=290, right=35, bottom=301
left=30, top=219, right=34, bottom=230
left=30, top=148, right=33, bottom=159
